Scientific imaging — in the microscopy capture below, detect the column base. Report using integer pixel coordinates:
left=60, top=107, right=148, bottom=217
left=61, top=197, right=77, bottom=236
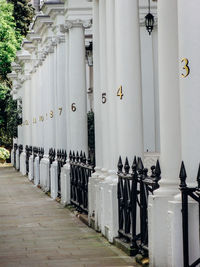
left=88, top=166, right=102, bottom=227
left=40, top=157, right=50, bottom=192
left=34, top=156, right=40, bottom=186
left=16, top=149, right=20, bottom=170
left=51, top=160, right=58, bottom=200
left=61, top=160, right=71, bottom=206
left=11, top=149, right=14, bottom=166
left=20, top=152, right=26, bottom=175
left=28, top=155, right=33, bottom=181
left=168, top=198, right=200, bottom=267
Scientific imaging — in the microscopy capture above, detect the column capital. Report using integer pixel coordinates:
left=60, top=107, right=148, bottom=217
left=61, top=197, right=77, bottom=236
left=61, top=19, right=92, bottom=32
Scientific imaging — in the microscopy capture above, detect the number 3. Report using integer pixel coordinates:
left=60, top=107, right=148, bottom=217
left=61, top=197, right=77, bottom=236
left=181, top=58, right=190, bottom=78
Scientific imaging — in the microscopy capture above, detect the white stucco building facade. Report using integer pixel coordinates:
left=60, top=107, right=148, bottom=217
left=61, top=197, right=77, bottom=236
left=9, top=0, right=200, bottom=266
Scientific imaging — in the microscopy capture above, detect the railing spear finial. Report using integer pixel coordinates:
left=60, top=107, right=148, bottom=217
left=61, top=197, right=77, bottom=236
left=179, top=161, right=187, bottom=188
left=117, top=156, right=123, bottom=173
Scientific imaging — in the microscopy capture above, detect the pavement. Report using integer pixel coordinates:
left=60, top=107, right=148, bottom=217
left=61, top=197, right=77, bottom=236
left=0, top=166, right=139, bottom=267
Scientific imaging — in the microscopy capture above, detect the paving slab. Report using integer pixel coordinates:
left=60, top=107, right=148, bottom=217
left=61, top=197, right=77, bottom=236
left=0, top=167, right=139, bottom=267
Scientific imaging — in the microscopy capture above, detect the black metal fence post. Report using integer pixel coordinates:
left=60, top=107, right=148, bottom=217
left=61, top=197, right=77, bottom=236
left=14, top=143, right=18, bottom=168
left=18, top=144, right=23, bottom=171
left=179, top=162, right=200, bottom=267
left=117, top=156, right=161, bottom=257
left=69, top=150, right=95, bottom=214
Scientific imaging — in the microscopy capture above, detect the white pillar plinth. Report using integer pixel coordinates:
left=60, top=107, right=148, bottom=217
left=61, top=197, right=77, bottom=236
left=40, top=157, right=50, bottom=192
left=28, top=155, right=33, bottom=181
left=34, top=156, right=40, bottom=186
left=88, top=167, right=102, bottom=226
left=102, top=172, right=118, bottom=243
left=61, top=160, right=71, bottom=206
left=51, top=161, right=58, bottom=200
left=20, top=152, right=26, bottom=175
left=16, top=149, right=20, bottom=170
left=168, top=199, right=200, bottom=267
left=11, top=149, right=14, bottom=166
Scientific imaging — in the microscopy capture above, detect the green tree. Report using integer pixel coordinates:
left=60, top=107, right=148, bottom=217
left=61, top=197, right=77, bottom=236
left=0, top=0, right=34, bottom=148
left=0, top=0, right=20, bottom=80
left=8, top=0, right=35, bottom=37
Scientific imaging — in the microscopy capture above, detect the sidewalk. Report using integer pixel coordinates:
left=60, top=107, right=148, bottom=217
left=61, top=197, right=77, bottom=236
left=0, top=167, right=138, bottom=267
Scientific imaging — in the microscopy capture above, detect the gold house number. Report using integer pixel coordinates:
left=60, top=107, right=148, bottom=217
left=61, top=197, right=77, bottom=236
left=117, top=85, right=123, bottom=99
left=50, top=110, right=54, bottom=118
left=181, top=58, right=190, bottom=78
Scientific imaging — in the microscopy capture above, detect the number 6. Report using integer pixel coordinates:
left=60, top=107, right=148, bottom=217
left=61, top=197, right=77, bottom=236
left=102, top=93, right=107, bottom=104
left=71, top=103, right=76, bottom=112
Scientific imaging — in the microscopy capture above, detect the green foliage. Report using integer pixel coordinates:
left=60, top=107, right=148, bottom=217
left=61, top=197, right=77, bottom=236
left=0, top=0, right=34, bottom=147
left=8, top=0, right=35, bottom=36
left=0, top=0, right=20, bottom=80
left=0, top=147, right=10, bottom=160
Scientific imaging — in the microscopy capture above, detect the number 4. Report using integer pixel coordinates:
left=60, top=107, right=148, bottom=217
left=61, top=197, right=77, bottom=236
left=117, top=85, right=123, bottom=99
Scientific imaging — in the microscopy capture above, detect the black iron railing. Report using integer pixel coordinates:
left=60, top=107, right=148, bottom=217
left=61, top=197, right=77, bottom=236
left=69, top=151, right=95, bottom=214
left=117, top=156, right=161, bottom=256
left=179, top=162, right=200, bottom=267
left=57, top=149, right=67, bottom=198
left=38, top=147, right=44, bottom=163
left=37, top=147, right=44, bottom=185
left=26, top=145, right=32, bottom=175
left=13, top=143, right=18, bottom=168
left=48, top=148, right=56, bottom=192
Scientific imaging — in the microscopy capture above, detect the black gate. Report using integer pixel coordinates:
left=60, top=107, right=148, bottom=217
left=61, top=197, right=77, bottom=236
left=179, top=162, right=200, bottom=267
left=69, top=151, right=95, bottom=214
left=117, top=156, right=161, bottom=256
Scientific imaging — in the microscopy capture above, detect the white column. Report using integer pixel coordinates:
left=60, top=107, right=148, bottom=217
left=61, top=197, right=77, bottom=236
left=67, top=20, right=88, bottom=153
left=115, top=0, right=143, bottom=160
left=56, top=36, right=67, bottom=151
left=47, top=41, right=56, bottom=151
left=42, top=48, right=49, bottom=156
left=178, top=0, right=200, bottom=181
left=99, top=0, right=109, bottom=170
left=31, top=69, right=37, bottom=147
left=148, top=1, right=181, bottom=266
left=92, top=0, right=102, bottom=169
